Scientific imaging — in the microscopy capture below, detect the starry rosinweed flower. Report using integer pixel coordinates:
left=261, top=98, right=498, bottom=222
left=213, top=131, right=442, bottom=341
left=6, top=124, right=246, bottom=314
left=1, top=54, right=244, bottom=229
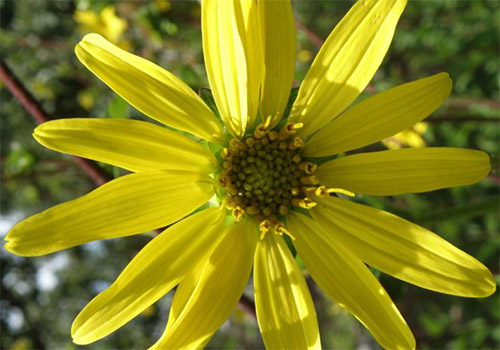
left=5, top=0, right=496, bottom=349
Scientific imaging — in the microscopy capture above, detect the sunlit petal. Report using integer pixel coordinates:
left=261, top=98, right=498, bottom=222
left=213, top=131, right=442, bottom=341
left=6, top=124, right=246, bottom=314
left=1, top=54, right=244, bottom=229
left=258, top=0, right=296, bottom=127
left=76, top=33, right=223, bottom=141
left=202, top=0, right=264, bottom=136
left=150, top=220, right=257, bottom=350
left=34, top=118, right=215, bottom=173
left=254, top=233, right=321, bottom=350
left=5, top=171, right=213, bottom=256
left=318, top=148, right=491, bottom=195
left=290, top=0, right=407, bottom=136
left=311, top=196, right=496, bottom=297
left=289, top=213, right=415, bottom=350
left=304, top=73, right=452, bottom=156
left=71, top=208, right=227, bottom=345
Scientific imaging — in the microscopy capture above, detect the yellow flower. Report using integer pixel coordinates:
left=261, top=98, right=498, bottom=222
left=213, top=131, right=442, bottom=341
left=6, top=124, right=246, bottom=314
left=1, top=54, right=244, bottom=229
left=383, top=122, right=428, bottom=149
left=298, top=49, right=314, bottom=62
left=5, top=0, right=495, bottom=349
left=74, top=5, right=127, bottom=45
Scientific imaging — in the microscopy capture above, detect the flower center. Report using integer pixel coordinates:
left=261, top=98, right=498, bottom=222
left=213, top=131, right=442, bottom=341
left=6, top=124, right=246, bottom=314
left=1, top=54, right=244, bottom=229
left=217, top=119, right=323, bottom=239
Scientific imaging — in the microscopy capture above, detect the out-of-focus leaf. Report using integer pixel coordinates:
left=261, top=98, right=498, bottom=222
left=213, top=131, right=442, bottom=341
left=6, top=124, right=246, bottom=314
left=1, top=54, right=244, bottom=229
left=107, top=95, right=129, bottom=118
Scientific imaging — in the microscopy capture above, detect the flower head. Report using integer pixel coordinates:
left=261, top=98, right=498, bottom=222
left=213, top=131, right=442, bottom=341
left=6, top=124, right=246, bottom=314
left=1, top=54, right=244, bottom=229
left=5, top=0, right=495, bottom=349
left=74, top=5, right=127, bottom=45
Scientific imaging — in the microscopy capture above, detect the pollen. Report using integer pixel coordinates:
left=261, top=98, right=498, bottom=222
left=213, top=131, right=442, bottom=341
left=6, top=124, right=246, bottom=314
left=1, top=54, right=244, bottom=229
left=217, top=119, right=327, bottom=239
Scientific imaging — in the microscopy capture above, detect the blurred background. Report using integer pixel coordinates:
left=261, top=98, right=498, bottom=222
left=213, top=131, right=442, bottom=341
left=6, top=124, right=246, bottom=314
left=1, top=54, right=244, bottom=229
left=0, top=0, right=499, bottom=349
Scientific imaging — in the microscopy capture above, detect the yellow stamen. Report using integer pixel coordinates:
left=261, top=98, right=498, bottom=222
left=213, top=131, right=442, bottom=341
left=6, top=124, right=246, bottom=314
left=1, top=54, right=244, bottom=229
left=289, top=136, right=305, bottom=150
left=298, top=162, right=317, bottom=174
left=221, top=148, right=232, bottom=159
left=301, top=186, right=317, bottom=196
left=274, top=223, right=296, bottom=240
left=287, top=121, right=303, bottom=132
left=254, top=116, right=272, bottom=139
left=259, top=219, right=271, bottom=240
left=300, top=175, right=319, bottom=185
left=232, top=206, right=245, bottom=222
left=291, top=197, right=317, bottom=209
left=279, top=121, right=304, bottom=140
left=326, top=187, right=355, bottom=197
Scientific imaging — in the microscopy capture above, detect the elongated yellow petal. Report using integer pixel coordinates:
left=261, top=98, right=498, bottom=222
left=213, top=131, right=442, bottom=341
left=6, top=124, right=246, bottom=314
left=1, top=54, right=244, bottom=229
left=34, top=118, right=216, bottom=173
left=202, top=0, right=264, bottom=137
left=150, top=220, right=257, bottom=350
left=254, top=233, right=321, bottom=350
left=304, top=73, right=452, bottom=156
left=312, top=197, right=496, bottom=297
left=71, top=208, right=226, bottom=345
left=318, top=148, right=490, bottom=195
left=75, top=33, right=222, bottom=142
left=5, top=171, right=213, bottom=256
left=290, top=0, right=407, bottom=136
left=289, top=213, right=415, bottom=350
left=258, top=0, right=296, bottom=128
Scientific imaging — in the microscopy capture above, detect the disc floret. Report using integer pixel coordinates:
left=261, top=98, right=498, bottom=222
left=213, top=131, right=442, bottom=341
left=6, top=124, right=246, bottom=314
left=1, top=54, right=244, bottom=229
left=217, top=119, right=324, bottom=239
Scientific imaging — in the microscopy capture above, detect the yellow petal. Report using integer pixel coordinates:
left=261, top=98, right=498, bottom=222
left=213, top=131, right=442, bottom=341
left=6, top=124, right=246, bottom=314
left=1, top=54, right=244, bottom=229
left=289, top=213, right=415, bottom=350
left=150, top=220, right=257, bottom=350
left=311, top=196, right=496, bottom=297
left=290, top=0, right=407, bottom=136
left=304, top=73, right=452, bottom=156
left=75, top=33, right=222, bottom=142
left=254, top=233, right=321, bottom=350
left=258, top=0, right=296, bottom=128
left=5, top=171, right=214, bottom=256
left=71, top=207, right=226, bottom=345
left=202, top=0, right=264, bottom=137
left=318, top=148, right=491, bottom=196
left=34, top=118, right=216, bottom=173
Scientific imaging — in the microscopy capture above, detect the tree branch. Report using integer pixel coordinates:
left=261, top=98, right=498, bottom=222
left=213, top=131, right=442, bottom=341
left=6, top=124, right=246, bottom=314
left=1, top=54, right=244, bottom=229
left=295, top=20, right=324, bottom=48
left=0, top=58, right=111, bottom=186
left=426, top=116, right=499, bottom=123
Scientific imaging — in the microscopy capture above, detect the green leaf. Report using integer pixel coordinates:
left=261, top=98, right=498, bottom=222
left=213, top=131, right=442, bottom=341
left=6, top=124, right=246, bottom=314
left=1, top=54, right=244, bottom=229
left=5, top=146, right=36, bottom=175
left=283, top=234, right=297, bottom=258
left=274, top=86, right=299, bottom=131
left=107, top=96, right=130, bottom=118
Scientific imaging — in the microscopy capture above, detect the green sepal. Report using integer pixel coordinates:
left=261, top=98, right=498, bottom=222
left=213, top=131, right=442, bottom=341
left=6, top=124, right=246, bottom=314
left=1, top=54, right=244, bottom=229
left=199, top=87, right=221, bottom=121
left=274, top=86, right=299, bottom=131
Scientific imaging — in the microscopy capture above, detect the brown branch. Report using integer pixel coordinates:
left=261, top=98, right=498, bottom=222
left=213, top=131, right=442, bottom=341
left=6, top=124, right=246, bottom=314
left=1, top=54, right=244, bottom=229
left=238, top=294, right=257, bottom=319
left=0, top=58, right=111, bottom=186
left=426, top=116, right=499, bottom=123
left=295, top=20, right=324, bottom=48
left=448, top=97, right=500, bottom=110
left=487, top=174, right=500, bottom=185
